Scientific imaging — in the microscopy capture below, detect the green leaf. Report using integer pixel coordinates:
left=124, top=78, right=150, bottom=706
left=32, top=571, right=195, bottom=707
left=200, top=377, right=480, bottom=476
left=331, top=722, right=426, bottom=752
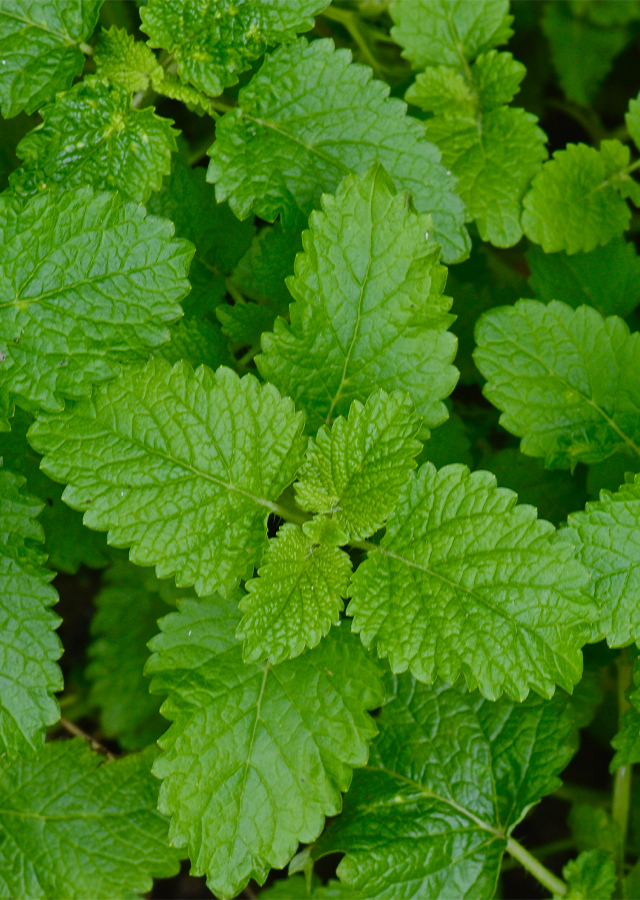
left=611, top=659, right=640, bottom=770
left=0, top=409, right=108, bottom=573
left=349, top=463, right=594, bottom=701
left=0, top=0, right=101, bottom=118
left=542, top=2, right=629, bottom=108
left=0, top=740, right=180, bottom=899
left=257, top=166, right=458, bottom=433
left=390, top=0, right=513, bottom=70
left=159, top=315, right=232, bottom=371
left=566, top=476, right=640, bottom=647
left=314, top=675, right=576, bottom=899
left=28, top=358, right=307, bottom=597
left=146, top=159, right=254, bottom=318
left=569, top=803, right=619, bottom=856
left=140, top=0, right=327, bottom=98
left=86, top=557, right=174, bottom=750
left=0, top=468, right=61, bottom=756
left=295, top=391, right=422, bottom=541
left=522, top=141, right=635, bottom=254
left=527, top=240, right=640, bottom=318
left=94, top=25, right=164, bottom=93
left=627, top=91, right=640, bottom=151
left=147, top=597, right=384, bottom=899
left=474, top=299, right=640, bottom=468
left=0, top=187, right=192, bottom=414
left=417, top=408, right=473, bottom=469
left=10, top=76, right=178, bottom=203
left=207, top=39, right=469, bottom=263
left=478, top=447, right=586, bottom=525
left=238, top=523, right=352, bottom=664
left=559, top=850, right=616, bottom=900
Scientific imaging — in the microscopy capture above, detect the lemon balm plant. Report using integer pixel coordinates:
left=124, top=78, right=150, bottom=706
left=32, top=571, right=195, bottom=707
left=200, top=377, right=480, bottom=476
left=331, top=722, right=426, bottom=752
left=1, top=1, right=640, bottom=898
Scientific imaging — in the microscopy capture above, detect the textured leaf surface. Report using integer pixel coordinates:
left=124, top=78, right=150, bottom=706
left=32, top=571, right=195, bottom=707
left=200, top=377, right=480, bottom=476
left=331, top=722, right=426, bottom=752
left=0, top=409, right=107, bottom=573
left=527, top=240, right=640, bottom=318
left=10, top=77, right=178, bottom=202
left=147, top=597, right=384, bottom=899
left=86, top=558, right=173, bottom=750
left=295, top=391, right=422, bottom=540
left=610, top=659, right=640, bottom=770
left=0, top=0, right=101, bottom=118
left=238, top=523, right=352, bottom=664
left=95, top=25, right=164, bottom=93
left=349, top=463, right=594, bottom=701
left=0, top=187, right=192, bottom=414
left=147, top=159, right=254, bottom=317
left=0, top=740, right=180, bottom=899
left=314, top=675, right=576, bottom=899
left=560, top=850, right=616, bottom=900
left=522, top=141, right=635, bottom=254
left=207, top=39, right=469, bottom=263
left=29, top=359, right=307, bottom=596
left=159, top=315, right=231, bottom=371
left=258, top=166, right=458, bottom=432
left=566, top=475, right=640, bottom=646
left=474, top=300, right=640, bottom=468
left=141, top=0, right=327, bottom=97
left=0, top=469, right=61, bottom=756
left=390, top=0, right=513, bottom=70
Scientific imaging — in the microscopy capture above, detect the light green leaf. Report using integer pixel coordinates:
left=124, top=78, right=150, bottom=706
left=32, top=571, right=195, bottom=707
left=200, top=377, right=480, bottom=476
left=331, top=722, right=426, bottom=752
left=141, top=0, right=327, bottom=97
left=566, top=476, right=640, bottom=647
left=0, top=0, right=101, bottom=118
left=522, top=141, right=635, bottom=254
left=474, top=300, right=640, bottom=468
left=628, top=91, right=640, bottom=151
left=258, top=166, right=458, bottom=432
left=147, top=158, right=254, bottom=318
left=479, top=447, right=586, bottom=525
left=0, top=187, right=192, bottom=414
left=559, top=850, right=616, bottom=900
left=611, top=659, right=640, bottom=770
left=295, top=391, right=422, bottom=541
left=349, top=463, right=594, bottom=701
left=238, top=523, right=352, bottom=664
left=86, top=557, right=174, bottom=750
left=0, top=469, right=61, bottom=756
left=28, top=359, right=307, bottom=597
left=471, top=48, right=526, bottom=109
left=527, top=239, right=640, bottom=318
left=207, top=39, right=469, bottom=263
left=542, top=2, right=629, bottom=108
left=10, top=76, right=178, bottom=203
left=314, top=675, right=576, bottom=899
left=0, top=741, right=180, bottom=899
left=390, top=0, right=513, bottom=70
left=147, top=597, right=384, bottom=900
left=0, top=409, right=108, bottom=573
left=94, top=25, right=164, bottom=93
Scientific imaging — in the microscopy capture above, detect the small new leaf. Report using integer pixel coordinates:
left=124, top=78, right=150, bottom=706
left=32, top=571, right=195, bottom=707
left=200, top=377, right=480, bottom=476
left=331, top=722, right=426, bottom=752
left=11, top=76, right=178, bottom=203
left=559, top=850, right=616, bottom=900
left=258, top=166, right=458, bottom=432
left=147, top=597, right=384, bottom=900
left=295, top=390, right=422, bottom=541
left=349, top=463, right=594, bottom=701
left=0, top=741, right=180, bottom=899
left=28, top=359, right=307, bottom=597
left=208, top=39, right=469, bottom=262
left=0, top=469, right=62, bottom=756
left=0, top=187, right=192, bottom=414
left=94, top=26, right=164, bottom=93
left=314, top=675, right=576, bottom=899
left=141, top=0, right=327, bottom=97
left=474, top=300, right=640, bottom=468
left=0, top=0, right=101, bottom=117
left=238, top=523, right=352, bottom=664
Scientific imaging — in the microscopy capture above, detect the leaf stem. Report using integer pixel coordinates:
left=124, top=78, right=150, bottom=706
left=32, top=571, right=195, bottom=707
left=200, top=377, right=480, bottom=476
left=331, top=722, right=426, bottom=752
left=506, top=837, right=567, bottom=896
left=322, top=6, right=385, bottom=79
left=501, top=838, right=575, bottom=873
left=613, top=649, right=634, bottom=888
left=58, top=717, right=116, bottom=760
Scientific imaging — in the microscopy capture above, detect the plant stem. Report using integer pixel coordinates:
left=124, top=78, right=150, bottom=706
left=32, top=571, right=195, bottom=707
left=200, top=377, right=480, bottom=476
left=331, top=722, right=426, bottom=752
left=58, top=717, right=116, bottom=760
left=506, top=837, right=567, bottom=896
left=322, top=6, right=385, bottom=79
left=501, top=838, right=575, bottom=873
left=613, top=649, right=634, bottom=889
